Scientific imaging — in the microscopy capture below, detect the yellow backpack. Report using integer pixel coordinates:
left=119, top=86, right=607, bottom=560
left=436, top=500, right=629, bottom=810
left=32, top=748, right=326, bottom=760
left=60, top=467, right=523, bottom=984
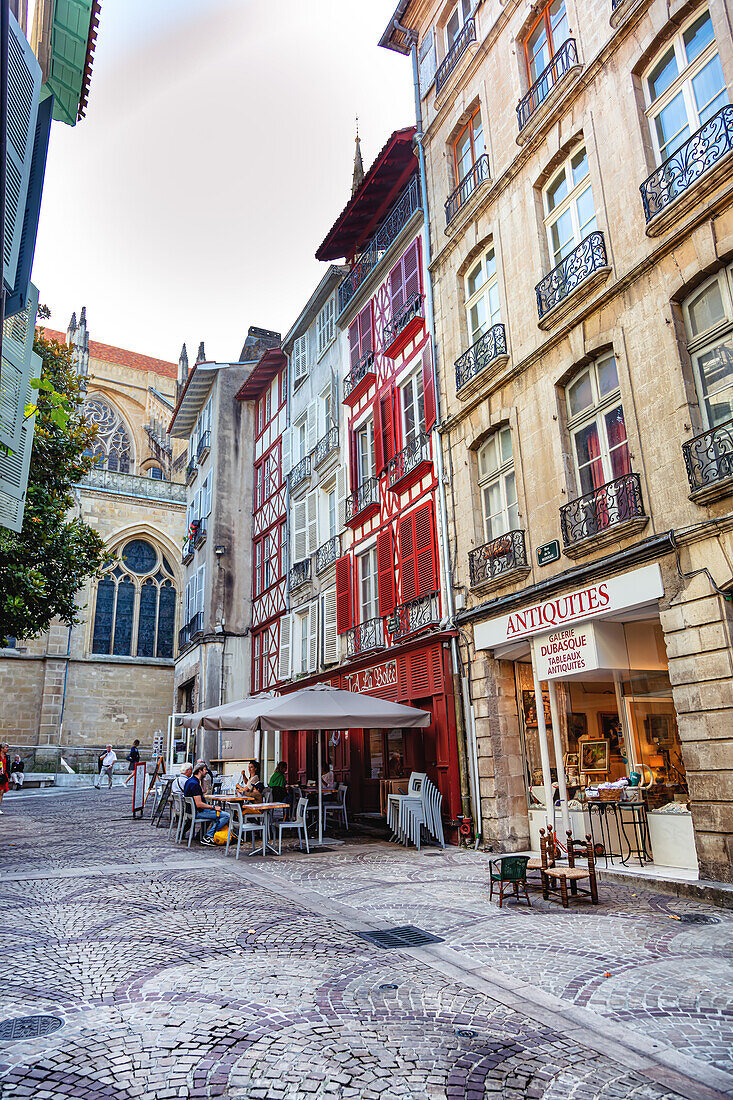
left=212, top=821, right=230, bottom=845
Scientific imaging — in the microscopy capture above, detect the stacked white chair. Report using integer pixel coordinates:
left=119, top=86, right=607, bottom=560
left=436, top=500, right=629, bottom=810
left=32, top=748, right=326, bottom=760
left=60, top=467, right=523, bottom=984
left=387, top=772, right=445, bottom=850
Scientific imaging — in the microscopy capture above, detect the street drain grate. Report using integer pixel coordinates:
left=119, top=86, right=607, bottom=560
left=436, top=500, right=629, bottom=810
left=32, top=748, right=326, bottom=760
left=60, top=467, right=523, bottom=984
left=0, top=1016, right=64, bottom=1041
left=354, top=926, right=444, bottom=949
left=676, top=913, right=721, bottom=925
left=379, top=983, right=398, bottom=991
left=455, top=1028, right=478, bottom=1039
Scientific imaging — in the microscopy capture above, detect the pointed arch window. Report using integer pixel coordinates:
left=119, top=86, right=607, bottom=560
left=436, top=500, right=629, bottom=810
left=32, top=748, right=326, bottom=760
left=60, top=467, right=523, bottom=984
left=91, top=538, right=177, bottom=658
left=84, top=397, right=134, bottom=473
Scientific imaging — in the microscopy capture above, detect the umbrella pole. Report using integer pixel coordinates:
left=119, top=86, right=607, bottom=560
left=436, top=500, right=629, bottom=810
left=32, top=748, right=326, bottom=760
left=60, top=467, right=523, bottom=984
left=318, top=729, right=323, bottom=846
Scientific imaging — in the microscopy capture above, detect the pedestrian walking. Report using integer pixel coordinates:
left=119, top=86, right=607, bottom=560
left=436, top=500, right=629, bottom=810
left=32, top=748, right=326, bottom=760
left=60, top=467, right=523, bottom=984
left=123, top=740, right=141, bottom=786
left=0, top=744, right=9, bottom=813
left=10, top=754, right=24, bottom=790
left=95, top=746, right=117, bottom=789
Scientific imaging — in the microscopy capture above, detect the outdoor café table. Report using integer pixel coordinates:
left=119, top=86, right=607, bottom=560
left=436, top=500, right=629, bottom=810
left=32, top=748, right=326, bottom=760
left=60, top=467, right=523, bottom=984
left=206, top=795, right=289, bottom=856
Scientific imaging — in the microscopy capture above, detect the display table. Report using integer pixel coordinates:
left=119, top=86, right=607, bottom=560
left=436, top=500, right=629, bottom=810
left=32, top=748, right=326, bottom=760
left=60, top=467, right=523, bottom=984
left=587, top=800, right=652, bottom=867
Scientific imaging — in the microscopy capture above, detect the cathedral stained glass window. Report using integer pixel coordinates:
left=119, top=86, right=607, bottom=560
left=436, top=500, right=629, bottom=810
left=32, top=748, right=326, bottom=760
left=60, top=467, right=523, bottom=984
left=83, top=397, right=134, bottom=473
left=91, top=539, right=177, bottom=658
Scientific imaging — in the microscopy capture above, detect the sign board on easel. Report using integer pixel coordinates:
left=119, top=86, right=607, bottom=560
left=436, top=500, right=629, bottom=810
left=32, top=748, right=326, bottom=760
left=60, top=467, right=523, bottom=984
left=131, top=762, right=146, bottom=817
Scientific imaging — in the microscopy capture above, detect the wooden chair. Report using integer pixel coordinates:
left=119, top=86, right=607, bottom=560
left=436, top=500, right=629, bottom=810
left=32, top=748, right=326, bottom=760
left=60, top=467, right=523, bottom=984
left=489, top=855, right=531, bottom=907
left=539, top=827, right=599, bottom=908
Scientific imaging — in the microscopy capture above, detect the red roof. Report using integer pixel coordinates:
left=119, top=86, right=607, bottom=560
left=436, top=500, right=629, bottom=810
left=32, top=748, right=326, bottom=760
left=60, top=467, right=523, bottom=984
left=316, top=127, right=417, bottom=262
left=40, top=328, right=178, bottom=380
left=236, top=347, right=287, bottom=400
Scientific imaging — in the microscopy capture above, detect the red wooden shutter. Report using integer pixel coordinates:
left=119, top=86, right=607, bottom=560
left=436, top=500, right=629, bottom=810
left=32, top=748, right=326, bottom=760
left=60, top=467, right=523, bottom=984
left=377, top=528, right=396, bottom=616
left=348, top=319, right=360, bottom=368
left=399, top=513, right=416, bottom=603
left=358, top=303, right=372, bottom=358
left=404, top=239, right=421, bottom=302
left=422, top=342, right=437, bottom=431
left=389, top=260, right=405, bottom=316
left=414, top=501, right=437, bottom=596
left=380, top=391, right=395, bottom=463
left=335, top=555, right=353, bottom=633
left=349, top=427, right=359, bottom=492
left=373, top=398, right=384, bottom=473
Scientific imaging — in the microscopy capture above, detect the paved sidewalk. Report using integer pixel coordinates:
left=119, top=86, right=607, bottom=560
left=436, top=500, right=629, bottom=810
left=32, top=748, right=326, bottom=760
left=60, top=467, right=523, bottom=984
left=0, top=789, right=731, bottom=1099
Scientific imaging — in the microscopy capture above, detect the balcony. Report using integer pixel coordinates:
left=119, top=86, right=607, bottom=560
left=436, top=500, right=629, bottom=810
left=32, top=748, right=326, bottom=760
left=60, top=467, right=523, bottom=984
left=289, top=453, right=311, bottom=491
left=435, top=17, right=476, bottom=97
left=289, top=559, right=311, bottom=590
left=178, top=623, right=190, bottom=652
left=343, top=350, right=376, bottom=407
left=345, top=476, right=380, bottom=527
left=315, top=534, right=341, bottom=574
left=387, top=431, right=432, bottom=493
left=314, top=425, right=339, bottom=467
left=345, top=617, right=384, bottom=659
left=189, top=611, right=204, bottom=638
left=535, top=231, right=611, bottom=329
left=455, top=323, right=508, bottom=396
left=387, top=592, right=440, bottom=641
left=80, top=468, right=186, bottom=503
left=445, top=153, right=490, bottom=227
left=186, top=458, right=197, bottom=485
left=193, top=518, right=207, bottom=548
left=383, top=295, right=425, bottom=359
left=516, top=39, right=580, bottom=138
left=338, top=175, right=421, bottom=315
left=640, top=107, right=733, bottom=235
left=182, top=536, right=195, bottom=564
left=560, top=473, right=648, bottom=558
left=469, top=530, right=530, bottom=591
left=196, top=430, right=211, bottom=462
left=683, top=418, right=733, bottom=505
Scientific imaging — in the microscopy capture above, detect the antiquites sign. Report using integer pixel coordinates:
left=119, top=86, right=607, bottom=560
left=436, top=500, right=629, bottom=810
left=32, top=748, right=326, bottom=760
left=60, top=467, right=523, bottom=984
left=474, top=564, right=664, bottom=650
left=532, top=621, right=627, bottom=680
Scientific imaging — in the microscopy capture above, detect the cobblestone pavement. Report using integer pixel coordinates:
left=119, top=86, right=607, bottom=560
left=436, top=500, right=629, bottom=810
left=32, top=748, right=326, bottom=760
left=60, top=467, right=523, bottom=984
left=1, top=789, right=731, bottom=1100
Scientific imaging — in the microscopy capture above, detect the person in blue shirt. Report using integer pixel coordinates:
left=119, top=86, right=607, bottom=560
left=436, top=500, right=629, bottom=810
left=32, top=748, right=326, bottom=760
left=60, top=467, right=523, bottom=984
left=183, top=763, right=230, bottom=845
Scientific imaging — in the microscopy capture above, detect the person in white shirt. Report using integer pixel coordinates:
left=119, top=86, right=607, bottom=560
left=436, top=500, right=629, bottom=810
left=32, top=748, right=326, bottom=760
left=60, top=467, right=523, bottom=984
left=320, top=762, right=335, bottom=791
left=173, top=764, right=193, bottom=795
left=95, top=746, right=117, bottom=789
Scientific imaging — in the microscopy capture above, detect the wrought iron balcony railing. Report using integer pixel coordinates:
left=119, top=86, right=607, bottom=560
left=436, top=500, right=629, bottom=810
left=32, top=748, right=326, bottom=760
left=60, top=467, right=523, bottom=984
left=387, top=592, right=440, bottom=641
left=338, top=175, right=421, bottom=314
left=382, top=294, right=425, bottom=351
left=445, top=153, right=490, bottom=225
left=640, top=106, right=733, bottom=223
left=560, top=473, right=645, bottom=547
left=343, top=351, right=375, bottom=403
left=182, top=537, right=195, bottom=563
left=289, top=453, right=311, bottom=490
left=345, top=476, right=380, bottom=524
left=178, top=624, right=190, bottom=651
left=314, top=425, right=338, bottom=466
left=683, top=418, right=733, bottom=494
left=469, top=530, right=528, bottom=587
left=455, top=323, right=508, bottom=392
left=345, top=617, right=384, bottom=658
left=185, top=459, right=197, bottom=484
left=517, top=39, right=578, bottom=131
left=189, top=611, right=204, bottom=638
left=289, top=559, right=311, bottom=589
left=315, top=534, right=341, bottom=574
left=435, top=17, right=476, bottom=94
left=79, top=468, right=186, bottom=503
left=193, top=518, right=207, bottom=546
left=196, top=430, right=211, bottom=461
left=536, top=231, right=608, bottom=320
left=387, top=431, right=431, bottom=489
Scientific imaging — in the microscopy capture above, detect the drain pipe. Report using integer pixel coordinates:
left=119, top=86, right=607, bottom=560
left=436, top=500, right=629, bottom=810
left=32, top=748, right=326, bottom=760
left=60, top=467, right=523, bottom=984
left=399, top=20, right=481, bottom=840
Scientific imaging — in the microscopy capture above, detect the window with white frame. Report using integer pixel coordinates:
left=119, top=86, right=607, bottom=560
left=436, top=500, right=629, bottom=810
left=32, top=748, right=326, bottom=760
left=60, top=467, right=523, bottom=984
left=356, top=418, right=375, bottom=486
left=445, top=0, right=471, bottom=54
left=401, top=370, right=426, bottom=448
left=254, top=532, right=274, bottom=595
left=319, top=386, right=332, bottom=439
left=200, top=472, right=212, bottom=518
left=317, top=295, right=335, bottom=357
left=359, top=547, right=378, bottom=623
left=327, top=486, right=337, bottom=539
left=294, top=418, right=307, bottom=465
left=543, top=147, right=597, bottom=267
left=465, top=245, right=502, bottom=346
left=645, top=8, right=728, bottom=165
left=565, top=354, right=630, bottom=496
left=293, top=333, right=308, bottom=385
left=683, top=264, right=733, bottom=428
left=477, top=427, right=518, bottom=543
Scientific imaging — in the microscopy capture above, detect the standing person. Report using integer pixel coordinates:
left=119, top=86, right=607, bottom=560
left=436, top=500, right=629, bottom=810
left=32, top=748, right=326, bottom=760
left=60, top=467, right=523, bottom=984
left=10, top=754, right=24, bottom=790
left=183, top=763, right=229, bottom=845
left=123, top=740, right=141, bottom=786
left=0, top=745, right=10, bottom=813
left=95, top=745, right=117, bottom=789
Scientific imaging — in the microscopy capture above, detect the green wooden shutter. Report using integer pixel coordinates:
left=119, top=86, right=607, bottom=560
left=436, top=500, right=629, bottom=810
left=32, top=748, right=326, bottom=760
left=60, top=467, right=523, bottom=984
left=0, top=347, right=41, bottom=533
left=5, top=14, right=41, bottom=292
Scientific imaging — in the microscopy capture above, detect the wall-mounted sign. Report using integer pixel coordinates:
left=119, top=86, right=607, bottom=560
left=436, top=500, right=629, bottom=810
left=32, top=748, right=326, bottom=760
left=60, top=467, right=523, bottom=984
left=343, top=660, right=397, bottom=695
left=533, top=621, right=627, bottom=680
left=536, top=539, right=560, bottom=566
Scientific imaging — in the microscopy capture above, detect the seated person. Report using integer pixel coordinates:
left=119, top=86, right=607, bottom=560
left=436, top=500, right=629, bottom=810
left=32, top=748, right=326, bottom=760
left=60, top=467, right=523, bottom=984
left=236, top=760, right=264, bottom=799
left=183, top=764, right=229, bottom=845
left=268, top=760, right=292, bottom=812
left=320, top=761, right=336, bottom=793
left=173, top=763, right=193, bottom=795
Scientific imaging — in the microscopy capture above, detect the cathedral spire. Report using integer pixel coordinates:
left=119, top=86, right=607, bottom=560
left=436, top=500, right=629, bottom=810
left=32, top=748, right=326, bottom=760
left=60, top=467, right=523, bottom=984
left=351, top=117, right=364, bottom=196
left=196, top=341, right=206, bottom=365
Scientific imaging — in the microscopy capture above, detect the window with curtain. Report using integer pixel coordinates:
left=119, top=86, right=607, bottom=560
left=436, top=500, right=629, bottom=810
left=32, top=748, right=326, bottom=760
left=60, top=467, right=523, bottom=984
left=477, top=427, right=518, bottom=542
left=565, top=355, right=630, bottom=496
left=465, top=244, right=502, bottom=347
left=683, top=263, right=733, bottom=428
left=83, top=397, right=134, bottom=473
left=543, top=146, right=597, bottom=267
left=91, top=538, right=177, bottom=658
left=644, top=8, right=728, bottom=165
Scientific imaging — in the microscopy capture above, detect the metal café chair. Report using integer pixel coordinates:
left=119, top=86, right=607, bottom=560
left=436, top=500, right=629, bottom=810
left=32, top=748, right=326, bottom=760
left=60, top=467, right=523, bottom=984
left=168, top=791, right=185, bottom=842
left=226, top=801, right=266, bottom=859
left=323, top=783, right=348, bottom=831
left=277, top=797, right=310, bottom=854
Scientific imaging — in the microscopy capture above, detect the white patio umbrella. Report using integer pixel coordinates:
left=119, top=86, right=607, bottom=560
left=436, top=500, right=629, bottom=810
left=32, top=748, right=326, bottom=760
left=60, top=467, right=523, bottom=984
left=188, top=684, right=431, bottom=845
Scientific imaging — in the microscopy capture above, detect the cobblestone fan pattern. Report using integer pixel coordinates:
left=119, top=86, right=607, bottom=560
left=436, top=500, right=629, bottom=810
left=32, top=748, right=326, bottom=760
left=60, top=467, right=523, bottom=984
left=0, top=791, right=729, bottom=1099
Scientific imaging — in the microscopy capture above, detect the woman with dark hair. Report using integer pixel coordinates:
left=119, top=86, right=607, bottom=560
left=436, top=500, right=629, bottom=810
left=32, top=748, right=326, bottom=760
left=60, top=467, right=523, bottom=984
left=236, top=760, right=264, bottom=799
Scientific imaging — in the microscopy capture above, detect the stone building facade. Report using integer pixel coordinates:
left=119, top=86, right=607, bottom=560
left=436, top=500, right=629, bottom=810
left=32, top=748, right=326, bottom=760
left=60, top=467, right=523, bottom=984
left=0, top=313, right=187, bottom=760
left=381, top=0, right=733, bottom=881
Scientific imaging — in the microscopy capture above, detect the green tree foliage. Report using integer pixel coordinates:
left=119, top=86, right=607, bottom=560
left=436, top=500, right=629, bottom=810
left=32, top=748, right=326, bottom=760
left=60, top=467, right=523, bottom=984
left=0, top=331, right=109, bottom=644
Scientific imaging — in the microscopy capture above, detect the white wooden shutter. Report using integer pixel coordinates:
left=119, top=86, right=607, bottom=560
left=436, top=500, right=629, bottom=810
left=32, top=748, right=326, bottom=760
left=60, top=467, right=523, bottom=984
left=322, top=586, right=338, bottom=665
left=336, top=464, right=347, bottom=530
left=281, top=426, right=292, bottom=477
left=306, top=489, right=318, bottom=556
left=278, top=612, right=292, bottom=681
left=203, top=474, right=212, bottom=516
left=306, top=400, right=318, bottom=453
left=308, top=602, right=318, bottom=672
left=418, top=28, right=437, bottom=99
left=293, top=334, right=308, bottom=383
left=196, top=565, right=206, bottom=614
left=330, top=370, right=338, bottom=426
left=0, top=284, right=38, bottom=452
left=0, top=344, right=40, bottom=533
left=293, top=498, right=307, bottom=561
left=4, top=16, right=41, bottom=292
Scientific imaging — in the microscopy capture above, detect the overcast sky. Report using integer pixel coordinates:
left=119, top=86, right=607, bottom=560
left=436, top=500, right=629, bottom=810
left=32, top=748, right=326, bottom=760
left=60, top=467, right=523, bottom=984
left=31, top=0, right=414, bottom=363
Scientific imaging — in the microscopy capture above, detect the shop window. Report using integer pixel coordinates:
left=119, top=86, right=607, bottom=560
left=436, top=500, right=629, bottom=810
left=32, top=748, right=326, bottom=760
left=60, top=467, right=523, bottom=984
left=365, top=728, right=407, bottom=781
left=84, top=397, right=134, bottom=473
left=465, top=244, right=502, bottom=347
left=543, top=146, right=597, bottom=267
left=359, top=546, right=379, bottom=623
left=400, top=370, right=426, bottom=449
left=523, top=0, right=569, bottom=87
left=477, top=427, right=518, bottom=542
left=565, top=354, right=630, bottom=495
left=91, top=538, right=176, bottom=658
left=682, top=263, right=733, bottom=428
left=453, top=109, right=485, bottom=186
left=644, top=8, right=728, bottom=165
